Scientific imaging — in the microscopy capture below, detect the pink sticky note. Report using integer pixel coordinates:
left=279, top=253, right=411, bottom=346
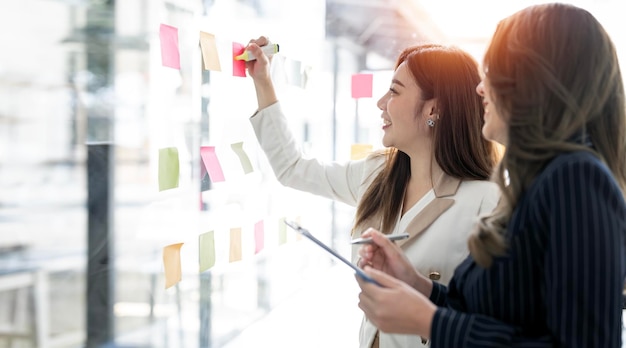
left=351, top=73, right=373, bottom=99
left=200, top=146, right=225, bottom=182
left=232, top=42, right=246, bottom=77
left=254, top=220, right=264, bottom=254
left=159, top=24, right=180, bottom=69
left=200, top=155, right=207, bottom=178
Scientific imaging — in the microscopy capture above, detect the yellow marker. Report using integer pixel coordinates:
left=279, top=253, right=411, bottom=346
left=235, top=43, right=280, bottom=61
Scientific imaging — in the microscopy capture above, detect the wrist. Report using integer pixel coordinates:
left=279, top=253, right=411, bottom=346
left=417, top=301, right=436, bottom=339
left=413, top=272, right=433, bottom=297
left=254, top=79, right=278, bottom=110
left=253, top=76, right=273, bottom=89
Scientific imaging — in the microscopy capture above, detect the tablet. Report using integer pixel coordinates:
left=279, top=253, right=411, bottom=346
left=284, top=220, right=381, bottom=286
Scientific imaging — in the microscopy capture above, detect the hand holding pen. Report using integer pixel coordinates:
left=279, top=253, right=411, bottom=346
left=236, top=43, right=279, bottom=61
left=240, top=36, right=270, bottom=82
left=244, top=36, right=278, bottom=109
left=357, top=228, right=422, bottom=289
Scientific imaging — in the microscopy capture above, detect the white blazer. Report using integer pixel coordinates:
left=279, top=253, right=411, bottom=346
left=250, top=102, right=500, bottom=348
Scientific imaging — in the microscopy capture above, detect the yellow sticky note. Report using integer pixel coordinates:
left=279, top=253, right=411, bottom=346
left=159, top=147, right=180, bottom=191
left=163, top=243, right=184, bottom=289
left=278, top=217, right=287, bottom=245
left=350, top=144, right=373, bottom=160
left=199, top=31, right=221, bottom=71
left=199, top=231, right=215, bottom=272
left=231, top=141, right=254, bottom=174
left=229, top=228, right=242, bottom=262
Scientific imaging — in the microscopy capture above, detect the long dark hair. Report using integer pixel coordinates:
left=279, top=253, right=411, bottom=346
left=468, top=3, right=626, bottom=267
left=354, top=44, right=498, bottom=235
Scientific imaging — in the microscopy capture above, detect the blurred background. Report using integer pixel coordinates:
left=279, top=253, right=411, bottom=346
left=0, top=0, right=624, bottom=347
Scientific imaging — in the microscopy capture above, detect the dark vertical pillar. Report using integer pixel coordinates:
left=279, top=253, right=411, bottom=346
left=199, top=273, right=212, bottom=347
left=87, top=143, right=115, bottom=347
left=85, top=0, right=115, bottom=346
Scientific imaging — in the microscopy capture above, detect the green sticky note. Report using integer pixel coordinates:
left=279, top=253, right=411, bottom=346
left=231, top=141, right=253, bottom=174
left=278, top=217, right=287, bottom=245
left=159, top=147, right=179, bottom=191
left=199, top=231, right=215, bottom=272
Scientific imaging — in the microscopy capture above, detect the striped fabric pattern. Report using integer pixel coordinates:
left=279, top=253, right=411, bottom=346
left=428, top=151, right=626, bottom=347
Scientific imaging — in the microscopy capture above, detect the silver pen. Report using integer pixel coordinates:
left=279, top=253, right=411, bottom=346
left=350, top=232, right=410, bottom=244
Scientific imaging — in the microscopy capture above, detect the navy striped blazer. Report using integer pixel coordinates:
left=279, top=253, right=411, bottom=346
left=428, top=151, right=626, bottom=347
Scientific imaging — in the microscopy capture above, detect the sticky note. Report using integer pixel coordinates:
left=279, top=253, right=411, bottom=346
left=199, top=231, right=216, bottom=272
left=254, top=220, right=264, bottom=254
left=351, top=73, right=373, bottom=99
left=159, top=24, right=180, bottom=69
left=200, top=146, right=225, bottom=183
left=229, top=227, right=242, bottom=262
left=231, top=142, right=253, bottom=174
left=163, top=243, right=183, bottom=289
left=232, top=42, right=246, bottom=77
left=287, top=58, right=302, bottom=87
left=270, top=55, right=287, bottom=84
left=199, top=32, right=221, bottom=71
left=159, top=147, right=179, bottom=191
left=278, top=217, right=287, bottom=245
left=351, top=144, right=373, bottom=160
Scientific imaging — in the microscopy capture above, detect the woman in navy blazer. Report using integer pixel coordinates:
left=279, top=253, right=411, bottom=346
left=355, top=3, right=626, bottom=347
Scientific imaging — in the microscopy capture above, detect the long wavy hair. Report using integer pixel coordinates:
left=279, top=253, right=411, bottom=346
left=468, top=3, right=626, bottom=267
left=353, top=44, right=499, bottom=235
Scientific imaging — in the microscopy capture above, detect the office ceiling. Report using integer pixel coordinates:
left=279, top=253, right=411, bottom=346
left=325, top=0, right=446, bottom=67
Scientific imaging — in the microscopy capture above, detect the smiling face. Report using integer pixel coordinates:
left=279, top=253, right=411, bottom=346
left=376, top=62, right=435, bottom=154
left=476, top=77, right=508, bottom=145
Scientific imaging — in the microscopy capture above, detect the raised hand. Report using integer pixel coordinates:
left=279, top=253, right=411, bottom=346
left=245, top=36, right=272, bottom=83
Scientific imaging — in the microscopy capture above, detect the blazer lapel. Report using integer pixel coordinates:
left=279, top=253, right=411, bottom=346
left=396, top=174, right=461, bottom=248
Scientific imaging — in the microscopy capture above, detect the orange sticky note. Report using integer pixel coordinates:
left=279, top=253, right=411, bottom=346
left=254, top=220, right=264, bottom=254
left=229, top=227, right=242, bottom=262
left=232, top=42, right=246, bottom=77
left=163, top=243, right=183, bottom=289
left=350, top=144, right=373, bottom=160
left=159, top=24, right=180, bottom=69
left=199, top=32, right=221, bottom=71
left=351, top=73, right=373, bottom=98
left=200, top=146, right=225, bottom=183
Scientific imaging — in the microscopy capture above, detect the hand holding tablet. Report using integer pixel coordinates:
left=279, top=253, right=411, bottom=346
left=284, top=220, right=382, bottom=287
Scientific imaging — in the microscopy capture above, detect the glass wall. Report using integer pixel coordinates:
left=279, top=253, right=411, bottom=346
left=0, top=0, right=396, bottom=347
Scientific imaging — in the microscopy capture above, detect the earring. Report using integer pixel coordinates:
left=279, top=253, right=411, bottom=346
left=426, top=118, right=435, bottom=128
